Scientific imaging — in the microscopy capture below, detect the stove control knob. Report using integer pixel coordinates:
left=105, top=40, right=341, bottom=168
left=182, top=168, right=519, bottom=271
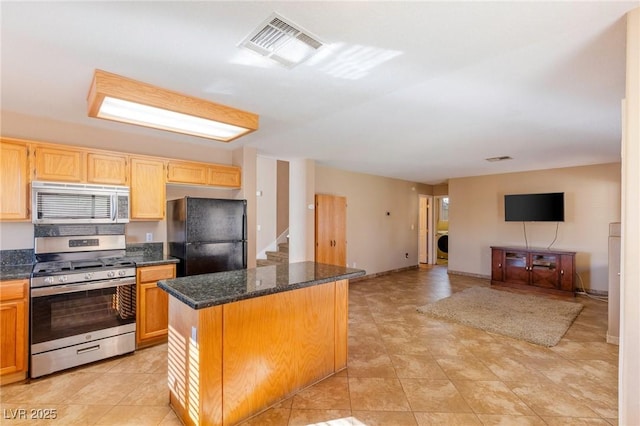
left=84, top=272, right=94, bottom=280
left=118, top=270, right=126, bottom=277
left=44, top=277, right=54, bottom=285
left=107, top=271, right=116, bottom=278
left=58, top=275, right=68, bottom=283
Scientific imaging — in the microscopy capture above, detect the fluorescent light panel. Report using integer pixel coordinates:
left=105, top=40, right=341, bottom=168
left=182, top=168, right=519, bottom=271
left=87, top=70, right=258, bottom=142
left=99, top=97, right=250, bottom=141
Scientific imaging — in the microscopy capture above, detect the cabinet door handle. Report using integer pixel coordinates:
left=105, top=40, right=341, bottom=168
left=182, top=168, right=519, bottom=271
left=561, top=269, right=564, bottom=275
left=498, top=263, right=502, bottom=268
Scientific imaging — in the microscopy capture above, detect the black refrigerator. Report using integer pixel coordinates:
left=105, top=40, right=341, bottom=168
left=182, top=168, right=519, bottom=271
left=167, top=197, right=247, bottom=277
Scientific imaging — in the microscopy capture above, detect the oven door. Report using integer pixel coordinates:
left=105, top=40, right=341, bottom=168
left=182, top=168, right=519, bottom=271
left=30, top=277, right=136, bottom=354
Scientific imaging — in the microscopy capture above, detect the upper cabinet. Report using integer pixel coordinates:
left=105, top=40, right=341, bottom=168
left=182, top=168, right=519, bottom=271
left=130, top=157, right=166, bottom=220
left=167, top=161, right=208, bottom=185
left=87, top=152, right=128, bottom=185
left=208, top=164, right=241, bottom=188
left=0, top=140, right=30, bottom=221
left=0, top=138, right=241, bottom=222
left=33, top=145, right=85, bottom=182
left=167, top=160, right=241, bottom=189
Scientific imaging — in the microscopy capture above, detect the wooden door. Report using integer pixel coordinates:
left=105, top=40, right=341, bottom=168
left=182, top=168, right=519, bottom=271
left=136, top=264, right=175, bottom=347
left=559, top=254, right=575, bottom=292
left=315, top=194, right=346, bottom=266
left=167, top=160, right=208, bottom=185
left=208, top=164, right=241, bottom=188
left=0, top=280, right=27, bottom=377
left=0, top=141, right=30, bottom=220
left=130, top=157, right=165, bottom=220
left=490, top=248, right=504, bottom=282
left=34, top=145, right=84, bottom=182
left=87, top=152, right=128, bottom=185
left=503, top=250, right=529, bottom=285
left=530, top=252, right=560, bottom=289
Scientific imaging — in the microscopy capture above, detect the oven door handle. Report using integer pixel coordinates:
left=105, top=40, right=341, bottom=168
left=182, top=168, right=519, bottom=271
left=31, top=278, right=135, bottom=297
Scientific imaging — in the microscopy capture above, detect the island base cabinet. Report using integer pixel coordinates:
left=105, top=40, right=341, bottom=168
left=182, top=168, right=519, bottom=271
left=167, top=279, right=349, bottom=426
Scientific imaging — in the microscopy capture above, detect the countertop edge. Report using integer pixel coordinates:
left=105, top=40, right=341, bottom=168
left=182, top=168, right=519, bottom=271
left=158, top=266, right=365, bottom=310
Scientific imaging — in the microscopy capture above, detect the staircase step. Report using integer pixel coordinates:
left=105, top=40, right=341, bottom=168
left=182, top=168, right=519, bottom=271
left=277, top=242, right=289, bottom=253
left=257, top=259, right=280, bottom=267
left=266, top=250, right=288, bottom=263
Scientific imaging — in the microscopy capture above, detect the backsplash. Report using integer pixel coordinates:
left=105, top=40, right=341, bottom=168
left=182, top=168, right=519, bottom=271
left=0, top=249, right=35, bottom=266
left=126, top=242, right=164, bottom=258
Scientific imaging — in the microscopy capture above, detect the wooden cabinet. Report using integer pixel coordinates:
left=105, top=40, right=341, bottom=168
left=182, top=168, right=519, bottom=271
left=0, top=140, right=30, bottom=221
left=167, top=160, right=241, bottom=188
left=87, top=152, right=128, bottom=185
left=491, top=246, right=575, bottom=295
left=0, top=279, right=28, bottom=385
left=130, top=157, right=166, bottom=220
left=167, top=160, right=208, bottom=185
left=33, top=145, right=85, bottom=182
left=315, top=194, right=347, bottom=266
left=208, top=164, right=241, bottom=188
left=136, top=264, right=176, bottom=347
left=0, top=137, right=243, bottom=223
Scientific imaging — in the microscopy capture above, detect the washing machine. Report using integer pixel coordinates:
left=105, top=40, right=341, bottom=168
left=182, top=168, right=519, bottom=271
left=436, top=233, right=448, bottom=259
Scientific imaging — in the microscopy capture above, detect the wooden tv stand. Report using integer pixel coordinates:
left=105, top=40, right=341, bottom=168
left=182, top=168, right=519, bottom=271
left=491, top=246, right=576, bottom=295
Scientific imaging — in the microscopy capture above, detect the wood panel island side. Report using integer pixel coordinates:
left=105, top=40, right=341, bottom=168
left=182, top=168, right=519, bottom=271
left=157, top=261, right=365, bottom=426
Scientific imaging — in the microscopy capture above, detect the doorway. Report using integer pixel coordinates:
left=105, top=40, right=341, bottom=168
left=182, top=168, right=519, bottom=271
left=434, top=196, right=449, bottom=265
left=418, top=195, right=432, bottom=264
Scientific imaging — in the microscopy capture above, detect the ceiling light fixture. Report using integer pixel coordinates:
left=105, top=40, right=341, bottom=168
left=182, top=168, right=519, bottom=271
left=87, top=70, right=259, bottom=142
left=239, top=13, right=324, bottom=68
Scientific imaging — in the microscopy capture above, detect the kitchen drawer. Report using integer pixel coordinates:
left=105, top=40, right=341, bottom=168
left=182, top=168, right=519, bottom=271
left=138, top=264, right=175, bottom=283
left=0, top=280, right=27, bottom=302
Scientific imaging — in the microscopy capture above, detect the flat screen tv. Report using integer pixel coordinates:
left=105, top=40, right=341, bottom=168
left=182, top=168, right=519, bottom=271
left=504, top=192, right=564, bottom=222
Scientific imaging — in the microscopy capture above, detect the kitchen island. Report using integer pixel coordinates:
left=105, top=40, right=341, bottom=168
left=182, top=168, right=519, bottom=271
left=158, top=261, right=365, bottom=426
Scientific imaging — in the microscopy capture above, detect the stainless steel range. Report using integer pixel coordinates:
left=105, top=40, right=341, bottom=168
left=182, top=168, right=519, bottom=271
left=30, top=225, right=136, bottom=378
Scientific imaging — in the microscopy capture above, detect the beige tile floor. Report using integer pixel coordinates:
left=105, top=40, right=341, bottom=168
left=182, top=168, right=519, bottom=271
left=0, top=266, right=617, bottom=425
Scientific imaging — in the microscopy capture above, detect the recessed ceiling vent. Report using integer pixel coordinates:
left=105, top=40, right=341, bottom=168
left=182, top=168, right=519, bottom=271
left=485, top=156, right=513, bottom=162
left=239, top=13, right=324, bottom=68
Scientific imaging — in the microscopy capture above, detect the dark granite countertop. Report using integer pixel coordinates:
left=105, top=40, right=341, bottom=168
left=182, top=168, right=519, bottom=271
left=124, top=242, right=178, bottom=266
left=126, top=255, right=180, bottom=267
left=158, top=261, right=366, bottom=310
left=0, top=249, right=34, bottom=281
left=0, top=264, right=33, bottom=281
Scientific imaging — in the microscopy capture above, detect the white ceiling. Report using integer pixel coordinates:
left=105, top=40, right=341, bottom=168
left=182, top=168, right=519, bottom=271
left=1, top=1, right=637, bottom=184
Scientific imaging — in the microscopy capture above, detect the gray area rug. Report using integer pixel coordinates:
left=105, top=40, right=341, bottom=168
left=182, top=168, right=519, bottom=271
left=417, top=287, right=583, bottom=347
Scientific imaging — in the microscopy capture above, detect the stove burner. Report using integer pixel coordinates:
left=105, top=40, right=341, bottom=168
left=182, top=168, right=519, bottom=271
left=32, top=257, right=136, bottom=275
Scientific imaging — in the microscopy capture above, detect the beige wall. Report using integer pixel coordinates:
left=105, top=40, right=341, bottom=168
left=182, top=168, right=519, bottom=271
left=315, top=165, right=431, bottom=275
left=256, top=156, right=277, bottom=256
left=448, top=163, right=621, bottom=292
left=620, top=7, right=640, bottom=423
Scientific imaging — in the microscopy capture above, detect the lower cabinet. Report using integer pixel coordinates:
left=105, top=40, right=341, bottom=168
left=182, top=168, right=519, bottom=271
left=0, top=279, right=28, bottom=385
left=491, top=246, right=575, bottom=295
left=137, top=264, right=176, bottom=348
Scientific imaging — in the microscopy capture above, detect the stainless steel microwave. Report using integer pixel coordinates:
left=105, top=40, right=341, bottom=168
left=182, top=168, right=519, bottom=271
left=31, top=181, right=130, bottom=224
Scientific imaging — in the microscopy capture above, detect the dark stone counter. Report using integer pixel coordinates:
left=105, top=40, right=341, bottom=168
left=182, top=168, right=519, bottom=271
left=158, top=261, right=365, bottom=310
left=0, top=249, right=34, bottom=280
left=0, top=264, right=33, bottom=281
left=125, top=242, right=179, bottom=267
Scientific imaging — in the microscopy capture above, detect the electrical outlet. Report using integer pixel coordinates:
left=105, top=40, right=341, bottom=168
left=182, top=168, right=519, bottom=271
left=145, top=232, right=153, bottom=242
left=352, top=262, right=357, bottom=268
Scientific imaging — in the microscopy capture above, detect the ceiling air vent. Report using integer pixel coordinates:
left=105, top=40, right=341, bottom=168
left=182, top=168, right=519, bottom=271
left=239, top=13, right=324, bottom=68
left=485, top=156, right=513, bottom=162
